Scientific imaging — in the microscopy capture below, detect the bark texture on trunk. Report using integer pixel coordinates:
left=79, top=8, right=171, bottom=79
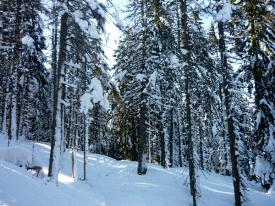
left=179, top=0, right=197, bottom=205
left=217, top=13, right=242, bottom=206
left=48, top=13, right=68, bottom=181
left=9, top=0, right=22, bottom=142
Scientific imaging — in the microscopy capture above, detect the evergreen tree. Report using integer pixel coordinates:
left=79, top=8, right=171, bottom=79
left=48, top=0, right=108, bottom=183
left=113, top=0, right=181, bottom=173
left=0, top=0, right=50, bottom=143
left=234, top=0, right=275, bottom=189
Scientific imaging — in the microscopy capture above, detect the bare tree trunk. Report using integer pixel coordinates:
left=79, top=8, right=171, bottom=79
left=148, top=111, right=152, bottom=163
left=199, top=119, right=204, bottom=170
left=217, top=11, right=242, bottom=206
left=185, top=77, right=197, bottom=206
left=66, top=106, right=72, bottom=149
left=17, top=82, right=24, bottom=139
left=176, top=3, right=183, bottom=168
left=160, top=119, right=166, bottom=167
left=48, top=0, right=58, bottom=177
left=9, top=0, right=22, bottom=142
left=179, top=0, right=197, bottom=205
left=72, top=107, right=78, bottom=179
left=137, top=100, right=148, bottom=175
left=169, top=109, right=174, bottom=167
left=48, top=12, right=68, bottom=183
left=1, top=93, right=9, bottom=134
left=177, top=109, right=183, bottom=167
left=137, top=0, right=148, bottom=175
left=83, top=115, right=89, bottom=180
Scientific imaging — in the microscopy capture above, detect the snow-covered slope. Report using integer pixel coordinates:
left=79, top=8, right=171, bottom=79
left=0, top=137, right=274, bottom=206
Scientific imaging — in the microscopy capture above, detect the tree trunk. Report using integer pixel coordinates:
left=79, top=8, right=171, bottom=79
left=66, top=106, right=72, bottom=149
left=83, top=115, right=89, bottom=180
left=72, top=108, right=78, bottom=179
left=199, top=119, right=204, bottom=170
left=160, top=117, right=166, bottom=167
left=9, top=0, right=22, bottom=141
left=137, top=0, right=148, bottom=175
left=217, top=12, right=242, bottom=206
left=1, top=93, right=9, bottom=134
left=137, top=100, right=148, bottom=175
left=179, top=0, right=197, bottom=205
left=169, top=109, right=174, bottom=167
left=48, top=12, right=68, bottom=182
left=177, top=109, right=183, bottom=167
left=185, top=77, right=197, bottom=206
left=17, top=82, right=24, bottom=139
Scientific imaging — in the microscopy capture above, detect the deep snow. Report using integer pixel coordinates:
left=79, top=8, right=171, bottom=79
left=0, top=134, right=274, bottom=206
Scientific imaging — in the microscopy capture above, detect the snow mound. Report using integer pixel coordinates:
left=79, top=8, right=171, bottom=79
left=0, top=146, right=42, bottom=168
left=0, top=139, right=275, bottom=206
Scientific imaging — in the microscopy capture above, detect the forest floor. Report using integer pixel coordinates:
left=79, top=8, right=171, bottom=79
left=0, top=134, right=274, bottom=206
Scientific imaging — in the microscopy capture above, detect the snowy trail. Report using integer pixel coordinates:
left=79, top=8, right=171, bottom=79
left=0, top=139, right=274, bottom=206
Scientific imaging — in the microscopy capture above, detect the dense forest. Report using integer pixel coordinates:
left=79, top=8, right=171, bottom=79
left=0, top=0, right=274, bottom=206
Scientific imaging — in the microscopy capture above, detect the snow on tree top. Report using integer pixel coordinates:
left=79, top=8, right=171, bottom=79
left=216, top=2, right=235, bottom=23
left=72, top=10, right=100, bottom=39
left=21, top=35, right=34, bottom=48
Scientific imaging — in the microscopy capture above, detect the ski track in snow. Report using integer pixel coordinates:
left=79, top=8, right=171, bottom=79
left=0, top=138, right=274, bottom=206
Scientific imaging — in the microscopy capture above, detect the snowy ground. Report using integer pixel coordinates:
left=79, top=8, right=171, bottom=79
left=0, top=135, right=274, bottom=206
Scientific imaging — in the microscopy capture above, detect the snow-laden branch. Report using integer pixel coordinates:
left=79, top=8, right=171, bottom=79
left=80, top=77, right=109, bottom=115
left=61, top=99, right=70, bottom=107
left=60, top=80, right=77, bottom=89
